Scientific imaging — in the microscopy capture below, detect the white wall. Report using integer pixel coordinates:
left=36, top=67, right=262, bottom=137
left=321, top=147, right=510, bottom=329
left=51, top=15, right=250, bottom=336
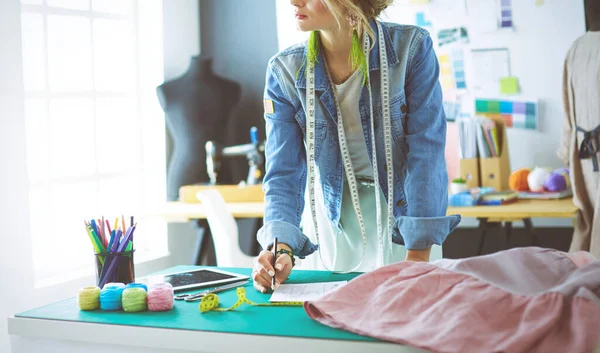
left=383, top=0, right=586, bottom=170
left=161, top=0, right=203, bottom=267
left=0, top=1, right=200, bottom=352
left=383, top=0, right=585, bottom=227
left=385, top=0, right=586, bottom=228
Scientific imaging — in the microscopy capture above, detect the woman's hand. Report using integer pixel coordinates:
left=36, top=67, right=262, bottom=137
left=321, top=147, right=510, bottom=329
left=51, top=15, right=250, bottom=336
left=252, top=243, right=293, bottom=293
left=405, top=248, right=431, bottom=262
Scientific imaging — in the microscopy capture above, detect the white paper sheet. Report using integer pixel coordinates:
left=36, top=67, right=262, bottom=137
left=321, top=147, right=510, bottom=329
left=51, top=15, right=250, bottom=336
left=269, top=281, right=347, bottom=303
left=470, top=48, right=510, bottom=93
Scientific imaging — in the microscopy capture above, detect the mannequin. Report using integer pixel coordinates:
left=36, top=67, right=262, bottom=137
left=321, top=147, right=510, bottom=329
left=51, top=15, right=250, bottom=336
left=157, top=55, right=242, bottom=201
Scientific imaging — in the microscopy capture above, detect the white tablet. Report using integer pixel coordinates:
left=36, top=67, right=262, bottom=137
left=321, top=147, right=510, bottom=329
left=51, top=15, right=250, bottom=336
left=138, top=268, right=249, bottom=292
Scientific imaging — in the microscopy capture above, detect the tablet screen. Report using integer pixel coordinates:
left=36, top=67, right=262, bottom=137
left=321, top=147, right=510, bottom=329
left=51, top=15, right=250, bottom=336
left=139, top=268, right=248, bottom=292
left=163, top=269, right=236, bottom=288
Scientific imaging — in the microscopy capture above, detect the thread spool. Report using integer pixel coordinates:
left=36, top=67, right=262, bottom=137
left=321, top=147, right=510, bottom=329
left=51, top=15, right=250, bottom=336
left=147, top=283, right=174, bottom=312
left=544, top=171, right=569, bottom=192
left=125, top=283, right=148, bottom=292
left=527, top=167, right=551, bottom=192
left=78, top=286, right=101, bottom=311
left=122, top=287, right=148, bottom=312
left=509, top=168, right=530, bottom=191
left=100, top=285, right=125, bottom=311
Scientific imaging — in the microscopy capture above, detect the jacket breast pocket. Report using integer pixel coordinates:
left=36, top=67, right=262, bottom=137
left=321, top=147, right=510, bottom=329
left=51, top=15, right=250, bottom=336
left=389, top=93, right=408, bottom=145
left=296, top=110, right=328, bottom=160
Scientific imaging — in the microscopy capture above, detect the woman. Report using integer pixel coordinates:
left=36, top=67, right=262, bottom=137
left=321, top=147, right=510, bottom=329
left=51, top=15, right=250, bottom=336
left=558, top=0, right=600, bottom=259
left=253, top=0, right=461, bottom=293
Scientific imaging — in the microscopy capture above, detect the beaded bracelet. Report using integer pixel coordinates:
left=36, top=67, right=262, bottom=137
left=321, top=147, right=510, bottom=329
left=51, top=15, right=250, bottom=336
left=276, top=249, right=295, bottom=267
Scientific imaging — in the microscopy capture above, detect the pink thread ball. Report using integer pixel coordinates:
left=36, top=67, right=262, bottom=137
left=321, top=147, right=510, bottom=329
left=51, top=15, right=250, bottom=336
left=147, top=282, right=174, bottom=312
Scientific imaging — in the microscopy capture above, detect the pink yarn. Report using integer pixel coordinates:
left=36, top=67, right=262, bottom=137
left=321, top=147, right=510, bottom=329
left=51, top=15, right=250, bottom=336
left=147, top=282, right=174, bottom=312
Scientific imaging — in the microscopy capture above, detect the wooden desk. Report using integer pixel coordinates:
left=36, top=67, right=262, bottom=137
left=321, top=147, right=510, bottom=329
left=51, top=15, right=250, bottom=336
left=447, top=198, right=578, bottom=220
left=158, top=201, right=265, bottom=222
left=162, top=197, right=577, bottom=222
left=447, top=198, right=578, bottom=255
left=161, top=184, right=578, bottom=258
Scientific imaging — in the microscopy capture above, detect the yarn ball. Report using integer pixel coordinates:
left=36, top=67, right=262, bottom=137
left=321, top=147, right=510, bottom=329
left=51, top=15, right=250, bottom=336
left=544, top=168, right=571, bottom=192
left=148, top=283, right=174, bottom=312
left=555, top=167, right=570, bottom=176
left=100, top=285, right=125, bottom=311
left=78, top=286, right=101, bottom=311
left=509, top=168, right=531, bottom=191
left=122, top=288, right=148, bottom=312
left=527, top=167, right=552, bottom=192
left=125, top=282, right=148, bottom=292
left=103, top=282, right=125, bottom=289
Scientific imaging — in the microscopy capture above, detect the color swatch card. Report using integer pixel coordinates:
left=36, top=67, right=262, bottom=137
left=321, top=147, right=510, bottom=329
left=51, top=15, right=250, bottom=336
left=439, top=50, right=467, bottom=92
left=475, top=98, right=538, bottom=130
left=500, top=0, right=513, bottom=28
left=438, top=54, right=455, bottom=91
left=453, top=49, right=467, bottom=90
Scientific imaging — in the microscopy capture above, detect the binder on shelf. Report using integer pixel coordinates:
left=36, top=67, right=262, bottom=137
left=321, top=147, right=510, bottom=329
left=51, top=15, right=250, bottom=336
left=479, top=117, right=511, bottom=191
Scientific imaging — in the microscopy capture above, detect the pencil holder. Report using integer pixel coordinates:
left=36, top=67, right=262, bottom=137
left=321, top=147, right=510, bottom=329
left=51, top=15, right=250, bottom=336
left=94, top=249, right=136, bottom=287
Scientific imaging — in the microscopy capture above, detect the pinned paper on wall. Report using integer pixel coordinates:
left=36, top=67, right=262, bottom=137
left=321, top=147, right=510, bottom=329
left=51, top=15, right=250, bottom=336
left=453, top=49, right=467, bottom=90
left=438, top=53, right=455, bottom=91
left=500, top=76, right=519, bottom=95
left=535, top=0, right=544, bottom=5
left=471, top=48, right=511, bottom=93
left=438, top=27, right=470, bottom=47
left=500, top=0, right=513, bottom=28
left=416, top=12, right=432, bottom=28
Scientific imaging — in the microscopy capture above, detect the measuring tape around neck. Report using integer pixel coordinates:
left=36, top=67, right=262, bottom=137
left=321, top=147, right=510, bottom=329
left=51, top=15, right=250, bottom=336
left=199, top=287, right=303, bottom=313
left=306, top=21, right=394, bottom=272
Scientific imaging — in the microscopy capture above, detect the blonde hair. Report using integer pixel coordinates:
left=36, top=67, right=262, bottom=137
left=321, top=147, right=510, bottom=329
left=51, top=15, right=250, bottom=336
left=321, top=0, right=393, bottom=43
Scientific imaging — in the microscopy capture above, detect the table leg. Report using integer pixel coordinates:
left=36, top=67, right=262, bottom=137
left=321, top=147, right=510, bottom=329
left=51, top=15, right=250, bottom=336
left=504, top=221, right=513, bottom=247
left=476, top=218, right=489, bottom=256
left=193, top=219, right=217, bottom=266
left=523, top=218, right=538, bottom=246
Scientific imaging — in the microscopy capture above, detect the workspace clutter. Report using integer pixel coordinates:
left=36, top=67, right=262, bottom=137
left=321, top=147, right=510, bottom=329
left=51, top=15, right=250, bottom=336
left=77, top=282, right=174, bottom=312
left=80, top=216, right=175, bottom=313
left=85, top=215, right=136, bottom=288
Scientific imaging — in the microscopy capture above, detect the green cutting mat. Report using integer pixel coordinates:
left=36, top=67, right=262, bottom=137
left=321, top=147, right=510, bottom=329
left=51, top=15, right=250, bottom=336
left=16, top=266, right=376, bottom=342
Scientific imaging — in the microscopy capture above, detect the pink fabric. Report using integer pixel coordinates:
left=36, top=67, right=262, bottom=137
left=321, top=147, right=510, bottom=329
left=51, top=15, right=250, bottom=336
left=304, top=247, right=600, bottom=353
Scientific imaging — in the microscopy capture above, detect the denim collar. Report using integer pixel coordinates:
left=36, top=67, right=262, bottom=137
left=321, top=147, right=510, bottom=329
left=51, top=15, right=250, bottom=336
left=295, top=20, right=399, bottom=91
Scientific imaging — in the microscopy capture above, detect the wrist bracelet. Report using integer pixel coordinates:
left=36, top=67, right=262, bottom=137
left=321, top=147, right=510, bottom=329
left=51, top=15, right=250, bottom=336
left=275, top=249, right=295, bottom=267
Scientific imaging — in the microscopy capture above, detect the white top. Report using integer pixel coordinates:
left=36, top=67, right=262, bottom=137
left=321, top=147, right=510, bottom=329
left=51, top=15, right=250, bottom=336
left=334, top=70, right=373, bottom=178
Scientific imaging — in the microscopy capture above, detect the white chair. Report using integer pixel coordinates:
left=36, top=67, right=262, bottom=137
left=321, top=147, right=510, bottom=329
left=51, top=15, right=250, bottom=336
left=196, top=189, right=255, bottom=268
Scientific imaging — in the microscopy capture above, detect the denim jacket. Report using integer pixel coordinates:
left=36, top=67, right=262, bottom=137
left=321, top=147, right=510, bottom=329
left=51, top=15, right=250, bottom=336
left=258, top=20, right=461, bottom=257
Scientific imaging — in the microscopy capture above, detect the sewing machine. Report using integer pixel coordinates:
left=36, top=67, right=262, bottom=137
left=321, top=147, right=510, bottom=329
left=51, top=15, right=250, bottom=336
left=205, top=126, right=265, bottom=186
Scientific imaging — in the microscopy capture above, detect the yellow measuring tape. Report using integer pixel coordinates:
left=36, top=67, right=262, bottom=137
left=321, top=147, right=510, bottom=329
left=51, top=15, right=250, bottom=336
left=199, top=287, right=303, bottom=313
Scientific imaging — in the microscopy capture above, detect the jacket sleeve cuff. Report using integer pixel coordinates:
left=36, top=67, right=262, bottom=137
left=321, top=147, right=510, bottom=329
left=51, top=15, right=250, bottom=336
left=257, top=220, right=318, bottom=258
left=393, top=214, right=462, bottom=250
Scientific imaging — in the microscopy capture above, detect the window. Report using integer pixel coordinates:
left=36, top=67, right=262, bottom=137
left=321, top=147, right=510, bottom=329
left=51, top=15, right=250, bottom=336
left=20, top=0, right=168, bottom=287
